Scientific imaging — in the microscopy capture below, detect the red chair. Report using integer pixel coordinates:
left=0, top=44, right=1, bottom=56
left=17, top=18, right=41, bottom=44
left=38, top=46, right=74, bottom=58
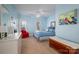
left=21, top=29, right=29, bottom=38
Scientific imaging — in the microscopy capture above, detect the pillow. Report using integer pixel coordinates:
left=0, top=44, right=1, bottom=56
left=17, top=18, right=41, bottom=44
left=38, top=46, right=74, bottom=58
left=47, top=27, right=55, bottom=32
left=48, top=29, right=53, bottom=32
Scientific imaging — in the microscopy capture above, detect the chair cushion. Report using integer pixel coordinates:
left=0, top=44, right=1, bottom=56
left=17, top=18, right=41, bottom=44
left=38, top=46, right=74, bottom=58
left=21, top=30, right=29, bottom=38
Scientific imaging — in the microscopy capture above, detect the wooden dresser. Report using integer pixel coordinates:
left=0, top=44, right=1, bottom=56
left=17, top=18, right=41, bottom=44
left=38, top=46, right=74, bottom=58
left=49, top=36, right=79, bottom=54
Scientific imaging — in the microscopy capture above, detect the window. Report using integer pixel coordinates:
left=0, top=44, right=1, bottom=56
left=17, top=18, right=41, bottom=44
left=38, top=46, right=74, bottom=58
left=50, top=21, right=55, bottom=28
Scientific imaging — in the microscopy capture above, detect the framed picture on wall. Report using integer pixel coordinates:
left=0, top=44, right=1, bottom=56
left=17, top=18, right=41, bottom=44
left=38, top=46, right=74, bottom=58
left=59, top=9, right=78, bottom=25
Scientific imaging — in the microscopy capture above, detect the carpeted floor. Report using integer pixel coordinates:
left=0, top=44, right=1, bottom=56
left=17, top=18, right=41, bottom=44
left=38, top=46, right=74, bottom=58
left=21, top=37, right=59, bottom=54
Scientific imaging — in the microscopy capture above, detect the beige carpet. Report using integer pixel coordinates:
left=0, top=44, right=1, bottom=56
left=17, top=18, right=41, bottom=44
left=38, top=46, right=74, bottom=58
left=21, top=37, right=59, bottom=54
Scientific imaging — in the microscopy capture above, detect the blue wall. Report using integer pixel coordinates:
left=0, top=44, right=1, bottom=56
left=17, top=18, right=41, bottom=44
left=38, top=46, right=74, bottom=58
left=2, top=4, right=49, bottom=34
left=2, top=4, right=20, bottom=22
left=20, top=15, right=48, bottom=33
left=47, top=15, right=55, bottom=27
left=1, top=4, right=20, bottom=32
left=20, top=15, right=36, bottom=34
left=55, top=4, right=79, bottom=43
left=2, top=4, right=19, bottom=22
left=2, top=13, right=9, bottom=25
left=40, top=16, right=48, bottom=31
left=2, top=4, right=19, bottom=17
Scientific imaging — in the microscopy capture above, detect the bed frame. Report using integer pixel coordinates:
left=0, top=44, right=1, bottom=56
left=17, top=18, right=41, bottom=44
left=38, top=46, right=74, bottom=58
left=33, top=33, right=53, bottom=41
left=49, top=36, right=79, bottom=54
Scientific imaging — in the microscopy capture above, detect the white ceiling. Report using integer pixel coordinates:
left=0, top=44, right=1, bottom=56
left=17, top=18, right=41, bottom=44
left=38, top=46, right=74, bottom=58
left=15, top=4, right=56, bottom=16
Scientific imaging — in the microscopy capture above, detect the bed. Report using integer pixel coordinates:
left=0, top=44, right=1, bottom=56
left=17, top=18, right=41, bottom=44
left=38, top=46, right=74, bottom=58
left=33, top=27, right=55, bottom=41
